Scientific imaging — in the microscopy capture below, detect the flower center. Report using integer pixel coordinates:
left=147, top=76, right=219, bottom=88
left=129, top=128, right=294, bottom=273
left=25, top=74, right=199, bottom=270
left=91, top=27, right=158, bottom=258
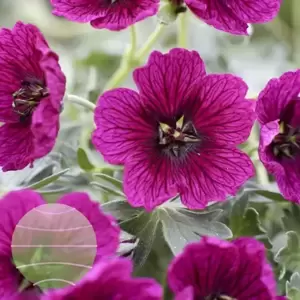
left=205, top=294, right=236, bottom=300
left=158, top=115, right=201, bottom=158
left=272, top=121, right=300, bottom=159
left=12, top=78, right=49, bottom=122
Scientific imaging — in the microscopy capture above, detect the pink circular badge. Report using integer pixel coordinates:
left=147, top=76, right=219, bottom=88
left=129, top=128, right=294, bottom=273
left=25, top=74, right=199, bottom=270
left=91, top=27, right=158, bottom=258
left=11, top=203, right=97, bottom=290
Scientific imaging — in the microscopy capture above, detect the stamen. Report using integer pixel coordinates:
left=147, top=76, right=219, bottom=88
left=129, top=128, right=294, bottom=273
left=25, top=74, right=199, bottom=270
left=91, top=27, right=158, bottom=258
left=272, top=121, right=300, bottom=159
left=157, top=116, right=201, bottom=158
left=176, top=115, right=184, bottom=129
left=159, top=122, right=171, bottom=133
left=12, top=80, right=49, bottom=120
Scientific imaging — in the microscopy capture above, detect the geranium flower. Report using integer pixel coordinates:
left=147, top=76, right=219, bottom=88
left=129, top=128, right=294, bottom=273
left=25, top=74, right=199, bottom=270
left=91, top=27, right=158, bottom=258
left=172, top=0, right=281, bottom=35
left=0, top=22, right=66, bottom=171
left=256, top=70, right=300, bottom=203
left=0, top=190, right=119, bottom=299
left=168, top=236, right=281, bottom=300
left=50, top=0, right=159, bottom=31
left=42, top=258, right=162, bottom=300
left=92, top=48, right=255, bottom=210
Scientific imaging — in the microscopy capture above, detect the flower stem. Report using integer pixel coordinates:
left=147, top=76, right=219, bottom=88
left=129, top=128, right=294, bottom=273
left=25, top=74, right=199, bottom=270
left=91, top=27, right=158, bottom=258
left=103, top=25, right=137, bottom=91
left=135, top=23, right=165, bottom=62
left=177, top=12, right=188, bottom=48
left=103, top=23, right=165, bottom=92
left=67, top=94, right=96, bottom=111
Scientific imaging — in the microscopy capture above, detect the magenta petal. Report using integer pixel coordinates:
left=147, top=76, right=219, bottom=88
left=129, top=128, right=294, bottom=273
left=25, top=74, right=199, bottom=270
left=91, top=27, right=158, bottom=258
left=38, top=36, right=66, bottom=112
left=0, top=190, right=45, bottom=257
left=185, top=0, right=248, bottom=34
left=228, top=0, right=281, bottom=23
left=0, top=190, right=44, bottom=297
left=58, top=192, right=120, bottom=260
left=168, top=237, right=277, bottom=299
left=31, top=100, right=60, bottom=160
left=231, top=238, right=276, bottom=299
left=0, top=22, right=45, bottom=123
left=92, top=88, right=154, bottom=165
left=258, top=120, right=281, bottom=174
left=123, top=149, right=178, bottom=210
left=50, top=0, right=107, bottom=22
left=174, top=287, right=194, bottom=300
left=91, top=0, right=159, bottom=30
left=258, top=121, right=300, bottom=203
left=0, top=124, right=34, bottom=171
left=190, top=74, right=255, bottom=145
left=168, top=237, right=239, bottom=298
left=133, top=49, right=206, bottom=119
left=256, top=70, right=300, bottom=125
left=178, top=147, right=254, bottom=208
left=42, top=258, right=162, bottom=300
left=0, top=22, right=44, bottom=83
left=273, top=157, right=300, bottom=204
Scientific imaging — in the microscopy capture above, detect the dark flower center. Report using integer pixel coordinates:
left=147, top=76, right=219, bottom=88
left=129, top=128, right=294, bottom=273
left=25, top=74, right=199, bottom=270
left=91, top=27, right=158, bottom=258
left=158, top=115, right=201, bottom=158
left=272, top=121, right=300, bottom=159
left=12, top=78, right=49, bottom=122
left=205, top=294, right=236, bottom=300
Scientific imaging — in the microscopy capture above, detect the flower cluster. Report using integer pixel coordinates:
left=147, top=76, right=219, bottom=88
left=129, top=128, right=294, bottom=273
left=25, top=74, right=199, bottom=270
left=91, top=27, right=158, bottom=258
left=0, top=0, right=297, bottom=298
left=0, top=22, right=65, bottom=171
left=0, top=190, right=285, bottom=299
left=256, top=70, right=300, bottom=203
left=49, top=0, right=281, bottom=34
left=92, top=48, right=255, bottom=210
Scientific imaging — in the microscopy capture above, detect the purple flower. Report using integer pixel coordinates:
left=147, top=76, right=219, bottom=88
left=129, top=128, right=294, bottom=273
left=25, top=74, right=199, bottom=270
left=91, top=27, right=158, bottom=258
left=50, top=0, right=159, bottom=31
left=92, top=48, right=255, bottom=210
left=168, top=236, right=278, bottom=299
left=0, top=190, right=119, bottom=299
left=41, top=258, right=162, bottom=300
left=256, top=70, right=300, bottom=203
left=0, top=22, right=66, bottom=171
left=173, top=0, right=281, bottom=35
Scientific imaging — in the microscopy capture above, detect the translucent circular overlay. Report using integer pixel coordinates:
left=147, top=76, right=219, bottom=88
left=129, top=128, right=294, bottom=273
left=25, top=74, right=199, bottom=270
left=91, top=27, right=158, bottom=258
left=11, top=203, right=97, bottom=290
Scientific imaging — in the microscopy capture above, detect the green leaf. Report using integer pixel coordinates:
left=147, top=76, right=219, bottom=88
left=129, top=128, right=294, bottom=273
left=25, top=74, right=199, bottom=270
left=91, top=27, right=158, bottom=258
left=90, top=181, right=125, bottom=198
left=77, top=148, right=95, bottom=171
left=276, top=231, right=300, bottom=274
left=27, top=169, right=70, bottom=190
left=287, top=272, right=300, bottom=300
left=282, top=204, right=300, bottom=233
left=160, top=207, right=232, bottom=255
left=253, top=190, right=287, bottom=202
left=121, top=212, right=160, bottom=268
left=230, top=192, right=272, bottom=249
left=101, top=200, right=142, bottom=221
left=93, top=173, right=123, bottom=191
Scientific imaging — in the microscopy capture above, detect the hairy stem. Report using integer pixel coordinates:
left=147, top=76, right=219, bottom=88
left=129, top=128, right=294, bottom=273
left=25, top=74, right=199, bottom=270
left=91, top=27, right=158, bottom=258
left=135, top=23, right=165, bottom=61
left=103, top=25, right=138, bottom=91
left=103, top=23, right=165, bottom=92
left=67, top=94, right=96, bottom=111
left=177, top=12, right=188, bottom=48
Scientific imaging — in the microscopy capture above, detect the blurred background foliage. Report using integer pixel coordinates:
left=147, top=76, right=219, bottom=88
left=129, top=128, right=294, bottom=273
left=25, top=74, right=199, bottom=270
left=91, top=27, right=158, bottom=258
left=1, top=0, right=300, bottom=298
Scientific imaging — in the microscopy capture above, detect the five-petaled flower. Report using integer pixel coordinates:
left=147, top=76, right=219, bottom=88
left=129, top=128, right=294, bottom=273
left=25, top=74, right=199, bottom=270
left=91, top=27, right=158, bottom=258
left=0, top=22, right=66, bottom=171
left=0, top=190, right=119, bottom=299
left=50, top=0, right=160, bottom=31
left=168, top=236, right=283, bottom=300
left=256, top=70, right=300, bottom=204
left=92, top=48, right=255, bottom=210
left=171, top=0, right=281, bottom=35
left=42, top=258, right=162, bottom=300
